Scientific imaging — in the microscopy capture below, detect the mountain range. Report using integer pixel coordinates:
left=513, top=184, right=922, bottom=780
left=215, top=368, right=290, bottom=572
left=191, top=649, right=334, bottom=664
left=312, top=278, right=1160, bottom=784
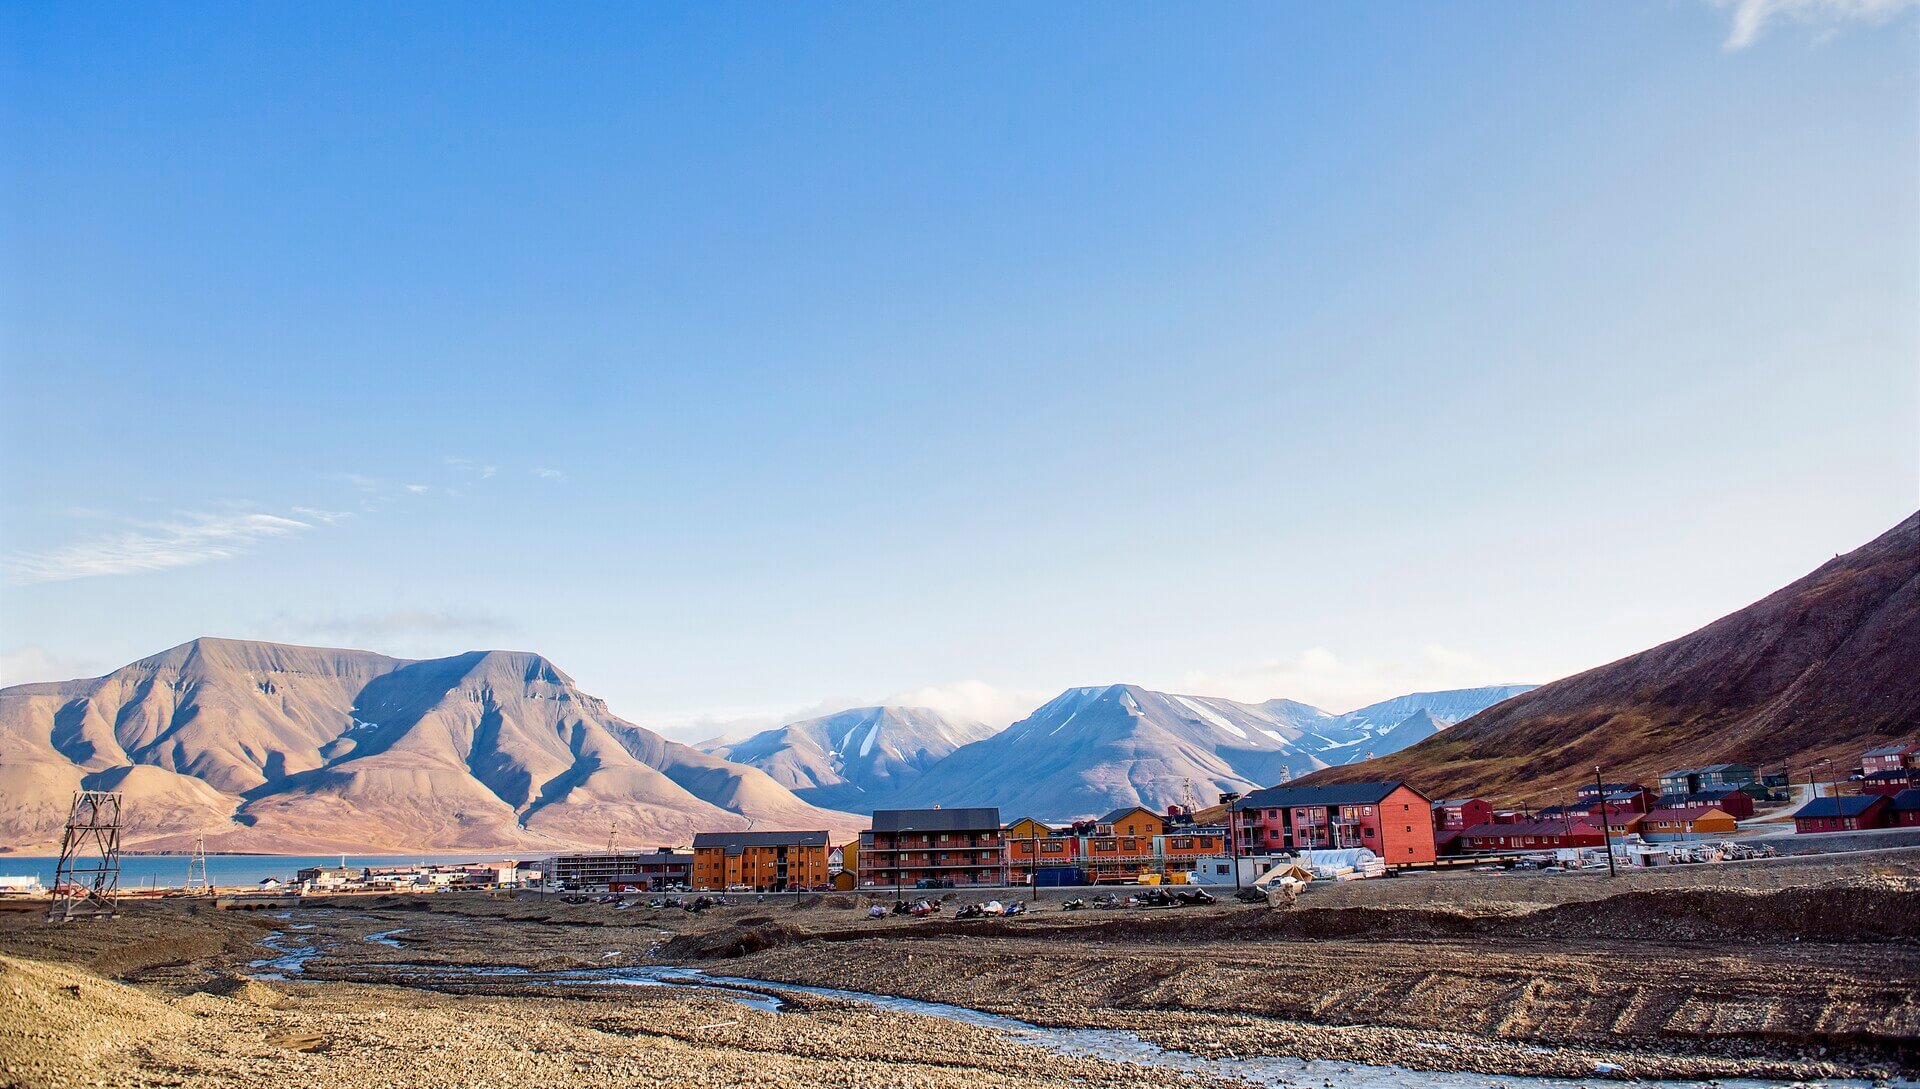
left=702, top=706, right=997, bottom=810
left=866, top=683, right=1533, bottom=820
left=0, top=638, right=861, bottom=854
left=1301, top=509, right=1920, bottom=801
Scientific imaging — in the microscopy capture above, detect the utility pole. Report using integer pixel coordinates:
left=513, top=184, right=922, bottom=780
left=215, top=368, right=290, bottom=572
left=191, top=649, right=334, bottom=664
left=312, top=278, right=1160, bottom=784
left=185, top=835, right=210, bottom=895
left=48, top=791, right=123, bottom=923
left=1220, top=792, right=1242, bottom=894
left=1595, top=766, right=1617, bottom=878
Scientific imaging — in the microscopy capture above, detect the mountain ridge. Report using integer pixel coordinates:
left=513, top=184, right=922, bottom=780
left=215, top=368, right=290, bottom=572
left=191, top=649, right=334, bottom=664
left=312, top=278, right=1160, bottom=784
left=1299, top=511, right=1920, bottom=800
left=0, top=637, right=862, bottom=853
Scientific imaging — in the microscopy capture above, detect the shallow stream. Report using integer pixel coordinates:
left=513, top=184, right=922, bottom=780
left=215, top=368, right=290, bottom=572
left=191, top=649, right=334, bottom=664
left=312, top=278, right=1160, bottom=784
left=248, top=929, right=1908, bottom=1089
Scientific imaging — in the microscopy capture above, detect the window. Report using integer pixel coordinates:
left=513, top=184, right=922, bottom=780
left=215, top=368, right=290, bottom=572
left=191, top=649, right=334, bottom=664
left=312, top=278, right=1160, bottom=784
left=1363, top=828, right=1374, bottom=838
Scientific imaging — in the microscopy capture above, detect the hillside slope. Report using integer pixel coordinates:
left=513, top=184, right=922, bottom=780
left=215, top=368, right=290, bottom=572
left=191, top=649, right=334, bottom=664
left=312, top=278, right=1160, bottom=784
left=0, top=638, right=860, bottom=853
left=1300, top=510, right=1920, bottom=800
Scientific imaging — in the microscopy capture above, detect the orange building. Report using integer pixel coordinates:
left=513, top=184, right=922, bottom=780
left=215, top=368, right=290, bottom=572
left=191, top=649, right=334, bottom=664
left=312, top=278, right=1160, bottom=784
left=691, top=830, right=832, bottom=891
left=1005, top=812, right=1226, bottom=885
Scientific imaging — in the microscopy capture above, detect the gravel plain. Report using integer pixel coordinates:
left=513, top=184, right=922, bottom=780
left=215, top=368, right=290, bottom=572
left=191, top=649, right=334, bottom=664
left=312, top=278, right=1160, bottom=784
left=0, top=847, right=1915, bottom=1088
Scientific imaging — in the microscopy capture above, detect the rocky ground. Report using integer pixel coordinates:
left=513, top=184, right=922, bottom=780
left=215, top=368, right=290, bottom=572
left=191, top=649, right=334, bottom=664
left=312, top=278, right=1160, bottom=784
left=0, top=847, right=1916, bottom=1088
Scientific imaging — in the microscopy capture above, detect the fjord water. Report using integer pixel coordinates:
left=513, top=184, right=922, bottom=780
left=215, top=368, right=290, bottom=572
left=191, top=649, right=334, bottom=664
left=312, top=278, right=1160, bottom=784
left=0, top=854, right=499, bottom=890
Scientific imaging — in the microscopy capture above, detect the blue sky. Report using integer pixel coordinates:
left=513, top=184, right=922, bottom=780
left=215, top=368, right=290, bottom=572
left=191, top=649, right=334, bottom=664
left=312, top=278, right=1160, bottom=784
left=3, top=2, right=1916, bottom=740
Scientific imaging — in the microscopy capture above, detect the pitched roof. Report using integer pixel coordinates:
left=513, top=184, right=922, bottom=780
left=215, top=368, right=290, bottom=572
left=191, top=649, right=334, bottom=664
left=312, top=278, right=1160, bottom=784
left=691, top=830, right=830, bottom=850
left=869, top=807, right=1002, bottom=833
left=1435, top=798, right=1487, bottom=808
left=1642, top=806, right=1730, bottom=822
left=1863, top=769, right=1915, bottom=781
left=1235, top=781, right=1413, bottom=810
left=1097, top=806, right=1163, bottom=827
left=1864, top=743, right=1919, bottom=757
left=1795, top=795, right=1889, bottom=819
left=1890, top=788, right=1920, bottom=811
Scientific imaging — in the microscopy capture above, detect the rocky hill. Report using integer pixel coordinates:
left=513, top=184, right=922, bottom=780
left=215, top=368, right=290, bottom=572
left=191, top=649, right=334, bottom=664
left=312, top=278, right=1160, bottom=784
left=0, top=638, right=861, bottom=853
left=1300, top=510, right=1920, bottom=801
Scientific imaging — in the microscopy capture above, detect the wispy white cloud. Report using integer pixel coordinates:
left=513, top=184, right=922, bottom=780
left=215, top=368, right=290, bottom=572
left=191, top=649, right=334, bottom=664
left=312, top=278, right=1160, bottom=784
left=534, top=468, right=567, bottom=481
left=262, top=608, right=516, bottom=656
left=1709, top=0, right=1918, bottom=49
left=0, top=643, right=105, bottom=689
left=882, top=679, right=1049, bottom=729
left=4, top=511, right=312, bottom=584
left=404, top=483, right=430, bottom=494
left=1180, top=645, right=1533, bottom=715
left=291, top=506, right=353, bottom=525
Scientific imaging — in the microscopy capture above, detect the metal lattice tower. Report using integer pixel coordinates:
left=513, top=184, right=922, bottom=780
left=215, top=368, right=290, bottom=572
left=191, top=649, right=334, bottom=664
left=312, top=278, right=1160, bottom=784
left=184, top=835, right=210, bottom=895
left=47, top=791, right=124, bottom=923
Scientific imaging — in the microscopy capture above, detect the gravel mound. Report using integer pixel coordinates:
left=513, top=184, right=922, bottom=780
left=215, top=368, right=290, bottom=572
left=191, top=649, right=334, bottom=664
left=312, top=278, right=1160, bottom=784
left=664, top=919, right=814, bottom=959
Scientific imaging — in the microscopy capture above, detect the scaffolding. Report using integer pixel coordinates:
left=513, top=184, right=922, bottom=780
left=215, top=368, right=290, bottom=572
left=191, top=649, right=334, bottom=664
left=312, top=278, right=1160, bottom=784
left=47, top=791, right=123, bottom=923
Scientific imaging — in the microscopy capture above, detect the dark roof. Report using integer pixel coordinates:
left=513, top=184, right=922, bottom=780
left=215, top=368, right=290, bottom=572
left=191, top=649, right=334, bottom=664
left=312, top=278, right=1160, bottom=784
left=1577, top=782, right=1644, bottom=794
left=1689, top=785, right=1744, bottom=798
left=1533, top=804, right=1586, bottom=819
left=1890, top=789, right=1920, bottom=811
left=1235, top=782, right=1414, bottom=810
left=1795, top=795, right=1889, bottom=819
left=869, top=807, right=1002, bottom=833
left=1097, top=806, right=1163, bottom=826
left=691, top=830, right=830, bottom=850
left=1435, top=798, right=1486, bottom=808
left=1459, top=819, right=1599, bottom=839
left=1864, top=743, right=1919, bottom=757
left=1863, top=769, right=1915, bottom=781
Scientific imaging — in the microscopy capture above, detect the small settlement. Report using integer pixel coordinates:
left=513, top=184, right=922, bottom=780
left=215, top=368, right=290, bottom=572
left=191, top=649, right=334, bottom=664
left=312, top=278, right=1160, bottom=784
left=35, top=740, right=1909, bottom=901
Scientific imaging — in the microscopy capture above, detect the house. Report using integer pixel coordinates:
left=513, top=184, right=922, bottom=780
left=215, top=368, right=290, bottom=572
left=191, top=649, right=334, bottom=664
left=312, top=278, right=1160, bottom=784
left=0, top=875, right=46, bottom=895
left=1659, top=764, right=1758, bottom=798
left=691, top=830, right=833, bottom=891
left=1861, top=768, right=1917, bottom=796
left=1231, top=782, right=1437, bottom=866
left=1638, top=806, right=1738, bottom=839
left=1861, top=742, right=1920, bottom=776
left=1576, top=781, right=1647, bottom=803
left=859, top=808, right=1005, bottom=889
left=1457, top=818, right=1605, bottom=851
left=1006, top=819, right=1079, bottom=883
left=295, top=865, right=359, bottom=890
left=1598, top=788, right=1653, bottom=814
left=1793, top=794, right=1892, bottom=834
left=1685, top=786, right=1755, bottom=819
left=1890, top=789, right=1920, bottom=827
left=1096, top=806, right=1167, bottom=838
left=1433, top=798, right=1493, bottom=831
left=547, top=850, right=694, bottom=891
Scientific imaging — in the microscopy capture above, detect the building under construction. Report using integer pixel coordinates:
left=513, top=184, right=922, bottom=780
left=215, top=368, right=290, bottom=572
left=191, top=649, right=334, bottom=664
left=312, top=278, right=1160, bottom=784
left=545, top=850, right=692, bottom=891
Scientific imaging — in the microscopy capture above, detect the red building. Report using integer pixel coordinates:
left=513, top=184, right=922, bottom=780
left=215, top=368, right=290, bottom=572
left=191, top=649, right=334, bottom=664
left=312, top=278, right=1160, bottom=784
left=1862, top=768, right=1916, bottom=796
left=1231, top=782, right=1436, bottom=866
left=1687, top=787, right=1755, bottom=819
left=1792, top=794, right=1891, bottom=834
left=1456, top=818, right=1605, bottom=851
left=1891, top=789, right=1920, bottom=827
left=1861, top=742, right=1920, bottom=776
left=1434, top=798, right=1493, bottom=831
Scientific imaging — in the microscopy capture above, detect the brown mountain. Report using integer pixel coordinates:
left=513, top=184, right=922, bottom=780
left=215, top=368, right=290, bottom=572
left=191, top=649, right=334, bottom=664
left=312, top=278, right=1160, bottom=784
left=0, top=638, right=861, bottom=853
left=1299, top=510, right=1920, bottom=802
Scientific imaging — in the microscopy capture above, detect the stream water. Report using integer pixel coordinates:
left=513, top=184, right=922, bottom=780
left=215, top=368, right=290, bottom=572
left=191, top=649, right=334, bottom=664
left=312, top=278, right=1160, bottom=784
left=247, top=929, right=1907, bottom=1089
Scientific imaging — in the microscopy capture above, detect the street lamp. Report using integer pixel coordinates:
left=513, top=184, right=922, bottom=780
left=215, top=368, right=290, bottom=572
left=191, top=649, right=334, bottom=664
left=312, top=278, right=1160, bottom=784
left=1219, top=792, right=1243, bottom=893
